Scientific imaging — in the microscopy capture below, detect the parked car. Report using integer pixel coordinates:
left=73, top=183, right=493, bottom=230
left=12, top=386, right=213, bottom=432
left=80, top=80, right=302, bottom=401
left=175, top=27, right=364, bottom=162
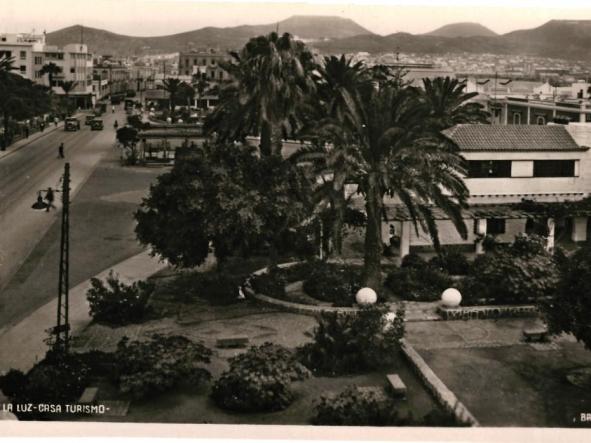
left=90, top=119, right=104, bottom=131
left=84, top=115, right=95, bottom=125
left=64, top=118, right=80, bottom=131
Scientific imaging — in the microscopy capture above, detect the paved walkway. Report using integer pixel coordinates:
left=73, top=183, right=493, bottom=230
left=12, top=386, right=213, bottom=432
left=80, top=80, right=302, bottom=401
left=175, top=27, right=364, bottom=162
left=0, top=250, right=167, bottom=373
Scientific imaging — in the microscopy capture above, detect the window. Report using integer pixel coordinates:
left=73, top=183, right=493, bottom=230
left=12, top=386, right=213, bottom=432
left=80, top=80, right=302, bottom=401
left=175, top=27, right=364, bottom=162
left=70, top=67, right=75, bottom=73
left=536, top=116, right=545, bottom=125
left=34, top=56, right=43, bottom=65
left=20, top=51, right=26, bottom=60
left=533, top=160, right=575, bottom=177
left=467, top=160, right=512, bottom=178
left=487, top=218, right=506, bottom=235
left=19, top=65, right=26, bottom=73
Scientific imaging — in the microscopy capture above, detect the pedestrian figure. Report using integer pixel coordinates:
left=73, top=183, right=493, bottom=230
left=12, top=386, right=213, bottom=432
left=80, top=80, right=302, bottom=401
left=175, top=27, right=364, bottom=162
left=24, top=126, right=29, bottom=138
left=54, top=117, right=59, bottom=127
left=114, top=120, right=118, bottom=129
left=45, top=187, right=55, bottom=212
left=112, top=106, right=115, bottom=113
left=40, top=121, right=45, bottom=132
left=58, top=142, right=64, bottom=159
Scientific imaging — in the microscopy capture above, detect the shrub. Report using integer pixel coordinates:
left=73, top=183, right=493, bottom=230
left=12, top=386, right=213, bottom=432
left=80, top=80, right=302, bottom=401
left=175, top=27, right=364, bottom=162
left=0, top=352, right=92, bottom=419
left=462, top=234, right=559, bottom=305
left=302, top=262, right=363, bottom=306
left=211, top=343, right=310, bottom=412
left=429, top=246, right=471, bottom=275
left=250, top=266, right=287, bottom=298
left=114, top=334, right=212, bottom=399
left=86, top=270, right=154, bottom=326
left=312, top=386, right=404, bottom=426
left=162, top=271, right=240, bottom=305
left=298, top=305, right=405, bottom=376
left=385, top=267, right=452, bottom=302
left=400, top=252, right=427, bottom=269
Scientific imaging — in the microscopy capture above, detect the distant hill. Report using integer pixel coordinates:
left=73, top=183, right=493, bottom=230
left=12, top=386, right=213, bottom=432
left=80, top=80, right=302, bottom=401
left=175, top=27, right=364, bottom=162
left=424, top=22, right=497, bottom=38
left=46, top=15, right=372, bottom=56
left=315, top=20, right=591, bottom=60
left=46, top=18, right=591, bottom=61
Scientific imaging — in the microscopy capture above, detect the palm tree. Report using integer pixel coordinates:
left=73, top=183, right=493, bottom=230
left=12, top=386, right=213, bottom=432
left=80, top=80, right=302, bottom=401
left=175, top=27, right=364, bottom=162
left=39, top=62, right=62, bottom=89
left=210, top=32, right=316, bottom=156
left=292, top=55, right=371, bottom=256
left=60, top=80, right=78, bottom=114
left=162, top=78, right=181, bottom=116
left=421, top=77, right=490, bottom=131
left=0, top=55, right=16, bottom=73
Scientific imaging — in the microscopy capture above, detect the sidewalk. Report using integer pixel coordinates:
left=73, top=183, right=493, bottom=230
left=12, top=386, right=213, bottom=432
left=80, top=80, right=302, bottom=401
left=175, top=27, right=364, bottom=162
left=0, top=250, right=168, bottom=373
left=0, top=122, right=65, bottom=161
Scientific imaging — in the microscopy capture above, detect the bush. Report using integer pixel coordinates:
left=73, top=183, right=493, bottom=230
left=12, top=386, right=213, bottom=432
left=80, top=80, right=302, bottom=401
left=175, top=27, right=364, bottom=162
left=312, top=386, right=404, bottom=426
left=114, top=334, right=212, bottom=399
left=429, top=246, right=471, bottom=275
left=298, top=305, right=405, bottom=376
left=162, top=271, right=240, bottom=305
left=211, top=343, right=310, bottom=412
left=0, top=352, right=91, bottom=419
left=400, top=252, right=427, bottom=270
left=250, top=266, right=287, bottom=298
left=86, top=270, right=154, bottom=326
left=302, top=262, right=363, bottom=306
left=385, top=267, right=452, bottom=302
left=462, top=234, right=559, bottom=305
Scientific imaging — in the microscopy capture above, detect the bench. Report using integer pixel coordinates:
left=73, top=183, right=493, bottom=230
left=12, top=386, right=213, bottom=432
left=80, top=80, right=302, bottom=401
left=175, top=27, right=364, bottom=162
left=386, top=373, right=407, bottom=398
left=523, top=327, right=549, bottom=342
left=216, top=335, right=249, bottom=349
left=78, top=387, right=99, bottom=405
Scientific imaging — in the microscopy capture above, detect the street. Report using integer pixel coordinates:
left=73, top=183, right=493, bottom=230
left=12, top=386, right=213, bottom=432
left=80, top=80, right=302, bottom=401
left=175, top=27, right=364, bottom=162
left=0, top=108, right=135, bottom=330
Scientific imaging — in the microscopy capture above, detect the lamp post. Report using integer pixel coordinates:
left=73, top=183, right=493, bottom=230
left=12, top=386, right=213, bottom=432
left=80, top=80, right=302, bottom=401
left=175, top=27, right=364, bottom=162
left=31, top=162, right=71, bottom=354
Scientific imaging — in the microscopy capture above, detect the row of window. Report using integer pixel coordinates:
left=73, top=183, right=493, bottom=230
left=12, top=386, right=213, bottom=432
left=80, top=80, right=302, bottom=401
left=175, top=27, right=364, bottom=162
left=183, top=58, right=218, bottom=67
left=467, top=160, right=576, bottom=178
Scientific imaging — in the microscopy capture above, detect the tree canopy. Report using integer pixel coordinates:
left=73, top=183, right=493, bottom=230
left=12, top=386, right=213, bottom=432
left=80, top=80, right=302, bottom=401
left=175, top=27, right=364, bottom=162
left=135, top=143, right=313, bottom=267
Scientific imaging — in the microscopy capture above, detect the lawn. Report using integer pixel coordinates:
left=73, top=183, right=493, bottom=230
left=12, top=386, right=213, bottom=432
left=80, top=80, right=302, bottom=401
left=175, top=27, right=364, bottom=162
left=420, top=341, right=591, bottom=427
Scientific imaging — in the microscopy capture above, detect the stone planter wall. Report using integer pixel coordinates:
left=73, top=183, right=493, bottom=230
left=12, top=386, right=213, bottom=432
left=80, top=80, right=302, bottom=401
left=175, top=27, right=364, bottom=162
left=400, top=338, right=479, bottom=427
left=438, top=304, right=538, bottom=321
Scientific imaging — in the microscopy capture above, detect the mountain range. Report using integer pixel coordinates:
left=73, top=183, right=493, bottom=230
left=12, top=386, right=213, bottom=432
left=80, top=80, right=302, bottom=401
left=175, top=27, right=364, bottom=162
left=46, top=16, right=591, bottom=61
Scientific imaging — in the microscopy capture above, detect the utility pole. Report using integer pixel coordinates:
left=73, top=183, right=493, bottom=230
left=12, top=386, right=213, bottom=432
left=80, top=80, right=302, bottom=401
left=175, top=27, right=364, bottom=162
left=54, top=162, right=71, bottom=353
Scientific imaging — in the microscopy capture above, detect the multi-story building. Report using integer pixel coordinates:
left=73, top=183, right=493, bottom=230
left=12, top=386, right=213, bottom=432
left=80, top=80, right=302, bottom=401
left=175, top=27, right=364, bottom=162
left=93, top=59, right=131, bottom=100
left=0, top=32, right=94, bottom=107
left=380, top=124, right=591, bottom=259
left=178, top=49, right=231, bottom=82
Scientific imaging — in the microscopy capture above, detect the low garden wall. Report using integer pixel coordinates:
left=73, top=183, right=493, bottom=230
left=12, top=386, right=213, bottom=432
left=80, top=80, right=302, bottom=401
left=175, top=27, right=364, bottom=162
left=438, top=304, right=538, bottom=321
left=400, top=338, right=479, bottom=427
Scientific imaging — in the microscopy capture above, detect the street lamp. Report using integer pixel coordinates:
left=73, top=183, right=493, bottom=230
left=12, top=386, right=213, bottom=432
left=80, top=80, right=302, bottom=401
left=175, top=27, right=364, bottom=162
left=31, top=162, right=71, bottom=354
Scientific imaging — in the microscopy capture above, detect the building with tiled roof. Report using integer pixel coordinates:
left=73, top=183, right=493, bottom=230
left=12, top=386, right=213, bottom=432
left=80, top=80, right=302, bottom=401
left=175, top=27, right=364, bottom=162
left=381, top=123, right=591, bottom=258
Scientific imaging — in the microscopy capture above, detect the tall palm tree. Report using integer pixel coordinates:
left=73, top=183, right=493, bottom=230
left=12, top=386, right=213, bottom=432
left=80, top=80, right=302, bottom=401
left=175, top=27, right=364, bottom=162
left=162, top=78, right=181, bottom=116
left=326, top=74, right=473, bottom=289
left=292, top=55, right=371, bottom=256
left=210, top=32, right=316, bottom=156
left=421, top=77, right=490, bottom=131
left=39, top=62, right=62, bottom=89
left=60, top=80, right=78, bottom=113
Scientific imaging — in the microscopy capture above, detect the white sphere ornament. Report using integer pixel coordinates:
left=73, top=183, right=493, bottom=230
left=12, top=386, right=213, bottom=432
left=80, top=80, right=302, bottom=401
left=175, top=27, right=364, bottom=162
left=441, top=288, right=462, bottom=307
left=355, top=287, right=377, bottom=305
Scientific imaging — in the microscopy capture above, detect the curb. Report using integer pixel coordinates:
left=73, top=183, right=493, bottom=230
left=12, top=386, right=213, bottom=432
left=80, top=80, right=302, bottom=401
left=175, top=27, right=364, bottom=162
left=400, top=338, right=480, bottom=427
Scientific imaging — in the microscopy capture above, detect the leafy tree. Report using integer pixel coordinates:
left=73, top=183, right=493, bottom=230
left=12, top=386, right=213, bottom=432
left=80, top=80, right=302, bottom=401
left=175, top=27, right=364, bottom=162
left=39, top=62, right=62, bottom=88
left=175, top=81, right=195, bottom=108
left=134, top=142, right=312, bottom=268
left=206, top=32, right=316, bottom=155
left=541, top=244, right=591, bottom=349
left=0, top=68, right=51, bottom=149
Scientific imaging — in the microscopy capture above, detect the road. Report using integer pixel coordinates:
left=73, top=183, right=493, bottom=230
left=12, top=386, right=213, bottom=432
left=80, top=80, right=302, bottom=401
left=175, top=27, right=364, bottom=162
left=0, top=109, right=122, bottom=297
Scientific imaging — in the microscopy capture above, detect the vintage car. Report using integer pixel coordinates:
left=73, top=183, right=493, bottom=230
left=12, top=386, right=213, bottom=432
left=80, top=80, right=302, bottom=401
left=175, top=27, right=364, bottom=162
left=84, top=114, right=95, bottom=125
left=64, top=118, right=81, bottom=131
left=90, top=119, right=104, bottom=130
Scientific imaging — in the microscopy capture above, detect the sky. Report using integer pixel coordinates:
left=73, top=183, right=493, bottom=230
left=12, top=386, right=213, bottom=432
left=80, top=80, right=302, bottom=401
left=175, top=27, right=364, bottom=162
left=2, top=0, right=591, bottom=37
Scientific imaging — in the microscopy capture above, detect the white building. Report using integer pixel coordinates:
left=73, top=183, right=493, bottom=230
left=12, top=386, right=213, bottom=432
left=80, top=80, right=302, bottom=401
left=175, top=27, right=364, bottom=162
left=381, top=124, right=591, bottom=258
left=0, top=32, right=94, bottom=107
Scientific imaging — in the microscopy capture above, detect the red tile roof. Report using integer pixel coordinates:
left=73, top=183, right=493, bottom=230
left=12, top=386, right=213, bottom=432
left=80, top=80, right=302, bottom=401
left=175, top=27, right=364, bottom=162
left=443, top=124, right=587, bottom=152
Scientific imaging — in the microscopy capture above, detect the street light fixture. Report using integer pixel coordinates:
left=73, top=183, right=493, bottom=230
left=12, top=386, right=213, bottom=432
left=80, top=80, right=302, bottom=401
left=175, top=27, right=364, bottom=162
left=32, top=162, right=71, bottom=354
